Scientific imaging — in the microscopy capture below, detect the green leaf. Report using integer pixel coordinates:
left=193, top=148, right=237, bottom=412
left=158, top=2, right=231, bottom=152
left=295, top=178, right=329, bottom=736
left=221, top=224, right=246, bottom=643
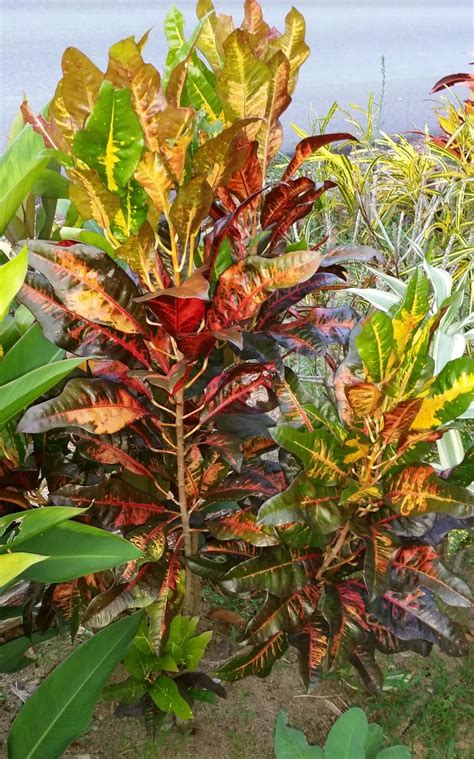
left=0, top=125, right=48, bottom=236
left=356, top=310, right=394, bottom=383
left=0, top=630, right=57, bottom=673
left=0, top=552, right=46, bottom=588
left=0, top=246, right=28, bottom=323
left=216, top=631, right=288, bottom=681
left=258, top=472, right=343, bottom=534
left=150, top=674, right=193, bottom=720
left=73, top=81, right=144, bottom=192
left=9, top=520, right=141, bottom=582
left=0, top=324, right=63, bottom=385
left=274, top=710, right=323, bottom=758
left=0, top=357, right=84, bottom=428
left=376, top=749, right=411, bottom=759
left=365, top=722, right=383, bottom=759
left=324, top=707, right=368, bottom=759
left=0, top=506, right=86, bottom=550
left=220, top=546, right=316, bottom=597
left=8, top=613, right=142, bottom=759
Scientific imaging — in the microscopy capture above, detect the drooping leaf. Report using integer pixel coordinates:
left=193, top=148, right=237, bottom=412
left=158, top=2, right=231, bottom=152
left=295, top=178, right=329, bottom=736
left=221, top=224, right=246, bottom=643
left=290, top=611, right=329, bottom=692
left=362, top=526, right=396, bottom=601
left=216, top=631, right=287, bottom=681
left=391, top=545, right=471, bottom=607
left=24, top=240, right=148, bottom=334
left=73, top=80, right=144, bottom=192
left=18, top=273, right=150, bottom=367
left=245, top=585, right=319, bottom=644
left=207, top=250, right=322, bottom=330
left=321, top=583, right=368, bottom=670
left=18, top=378, right=149, bottom=435
left=349, top=648, right=383, bottom=696
left=8, top=613, right=141, bottom=759
left=373, top=588, right=468, bottom=656
left=385, top=464, right=474, bottom=518
left=220, top=546, right=319, bottom=597
left=282, top=132, right=355, bottom=180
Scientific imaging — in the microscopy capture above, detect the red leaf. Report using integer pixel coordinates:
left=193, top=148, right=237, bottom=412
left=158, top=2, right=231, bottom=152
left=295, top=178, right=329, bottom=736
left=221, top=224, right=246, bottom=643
left=283, top=133, right=357, bottom=181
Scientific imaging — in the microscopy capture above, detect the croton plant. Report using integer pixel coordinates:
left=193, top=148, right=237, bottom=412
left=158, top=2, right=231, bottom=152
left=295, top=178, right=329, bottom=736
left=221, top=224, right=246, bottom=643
left=0, top=0, right=473, bottom=747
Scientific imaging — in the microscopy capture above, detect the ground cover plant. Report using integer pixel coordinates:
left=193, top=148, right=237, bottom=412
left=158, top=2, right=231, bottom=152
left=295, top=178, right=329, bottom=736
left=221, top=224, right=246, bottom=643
left=0, top=1, right=472, bottom=756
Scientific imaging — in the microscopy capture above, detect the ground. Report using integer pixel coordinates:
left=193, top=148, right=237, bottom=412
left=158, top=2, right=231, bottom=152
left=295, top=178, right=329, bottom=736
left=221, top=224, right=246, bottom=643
left=1, top=619, right=472, bottom=759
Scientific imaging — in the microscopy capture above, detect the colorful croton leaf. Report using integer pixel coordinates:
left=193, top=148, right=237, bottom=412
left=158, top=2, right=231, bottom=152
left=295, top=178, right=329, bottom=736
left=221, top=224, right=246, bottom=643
left=190, top=271, right=473, bottom=690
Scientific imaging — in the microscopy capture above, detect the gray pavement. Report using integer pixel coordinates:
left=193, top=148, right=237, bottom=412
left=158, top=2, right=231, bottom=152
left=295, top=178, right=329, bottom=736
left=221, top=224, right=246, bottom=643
left=0, top=0, right=472, bottom=149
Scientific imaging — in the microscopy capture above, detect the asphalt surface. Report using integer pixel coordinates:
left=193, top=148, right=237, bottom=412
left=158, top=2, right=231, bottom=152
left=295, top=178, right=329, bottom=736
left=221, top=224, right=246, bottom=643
left=0, top=0, right=472, bottom=149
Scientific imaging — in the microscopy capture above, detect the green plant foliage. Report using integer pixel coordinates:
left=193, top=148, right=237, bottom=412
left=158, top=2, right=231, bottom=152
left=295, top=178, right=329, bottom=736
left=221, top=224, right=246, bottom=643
left=274, top=708, right=411, bottom=759
left=0, top=246, right=28, bottom=323
left=8, top=613, right=142, bottom=759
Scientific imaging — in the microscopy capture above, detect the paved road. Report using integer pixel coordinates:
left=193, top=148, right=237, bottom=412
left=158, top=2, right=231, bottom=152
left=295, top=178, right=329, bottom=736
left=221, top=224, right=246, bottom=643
left=0, top=0, right=472, bottom=150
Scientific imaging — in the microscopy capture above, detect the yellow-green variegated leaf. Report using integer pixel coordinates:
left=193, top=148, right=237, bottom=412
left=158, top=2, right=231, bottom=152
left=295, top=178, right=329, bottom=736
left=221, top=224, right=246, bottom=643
left=51, top=47, right=103, bottom=136
left=68, top=168, right=121, bottom=233
left=258, top=472, right=343, bottom=533
left=115, top=222, right=159, bottom=291
left=152, top=105, right=195, bottom=183
left=411, top=357, right=474, bottom=429
left=169, top=175, right=213, bottom=247
left=216, top=30, right=271, bottom=140
left=134, top=151, right=172, bottom=214
left=106, top=37, right=166, bottom=152
left=196, top=0, right=233, bottom=71
left=356, top=310, right=395, bottom=384
left=257, top=50, right=291, bottom=173
left=267, top=7, right=310, bottom=93
left=73, top=81, right=144, bottom=193
left=192, top=121, right=255, bottom=188
left=392, top=271, right=430, bottom=354
left=272, top=426, right=347, bottom=485
left=184, top=62, right=222, bottom=119
left=385, top=464, right=474, bottom=517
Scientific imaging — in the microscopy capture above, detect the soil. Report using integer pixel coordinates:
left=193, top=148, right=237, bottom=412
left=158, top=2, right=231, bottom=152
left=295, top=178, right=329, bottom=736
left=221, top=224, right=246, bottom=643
left=1, top=619, right=469, bottom=759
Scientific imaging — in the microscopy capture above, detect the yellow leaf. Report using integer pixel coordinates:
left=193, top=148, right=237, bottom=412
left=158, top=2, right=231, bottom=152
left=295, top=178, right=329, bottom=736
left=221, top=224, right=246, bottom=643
left=257, top=50, right=291, bottom=173
left=267, top=8, right=310, bottom=94
left=216, top=30, right=271, bottom=140
left=135, top=151, right=172, bottom=214
left=53, top=47, right=103, bottom=131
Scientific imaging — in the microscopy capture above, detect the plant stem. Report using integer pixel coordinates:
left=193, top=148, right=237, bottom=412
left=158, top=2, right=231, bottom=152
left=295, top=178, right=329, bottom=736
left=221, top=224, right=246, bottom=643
left=175, top=388, right=200, bottom=615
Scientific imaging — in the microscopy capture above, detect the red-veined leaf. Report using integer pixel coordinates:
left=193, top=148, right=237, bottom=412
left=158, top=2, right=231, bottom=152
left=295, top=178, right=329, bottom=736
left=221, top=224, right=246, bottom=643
left=215, top=631, right=287, bottom=681
left=391, top=545, right=471, bottom=607
left=244, top=585, right=320, bottom=644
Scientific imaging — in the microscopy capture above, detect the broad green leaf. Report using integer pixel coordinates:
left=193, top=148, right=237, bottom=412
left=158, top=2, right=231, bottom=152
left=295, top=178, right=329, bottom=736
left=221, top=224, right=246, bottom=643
left=356, top=310, right=394, bottom=383
left=258, top=473, right=343, bottom=534
left=9, top=520, right=141, bottom=582
left=74, top=81, right=144, bottom=192
left=216, top=29, right=271, bottom=140
left=184, top=62, right=222, bottom=118
left=272, top=426, right=346, bottom=484
left=150, top=674, right=193, bottom=720
left=0, top=246, right=28, bottom=323
left=324, top=707, right=368, bottom=759
left=365, top=722, right=383, bottom=759
left=274, top=710, right=323, bottom=758
left=0, top=357, right=84, bottom=428
left=0, top=507, right=86, bottom=550
left=8, top=613, right=142, bottom=759
left=0, top=323, right=63, bottom=385
left=59, top=226, right=116, bottom=258
left=392, top=271, right=429, bottom=353
left=164, top=6, right=186, bottom=52
left=377, top=748, right=411, bottom=759
left=0, top=630, right=57, bottom=674
left=0, top=126, right=48, bottom=236
left=411, top=357, right=474, bottom=429
left=0, top=552, right=46, bottom=588
left=385, top=464, right=474, bottom=518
